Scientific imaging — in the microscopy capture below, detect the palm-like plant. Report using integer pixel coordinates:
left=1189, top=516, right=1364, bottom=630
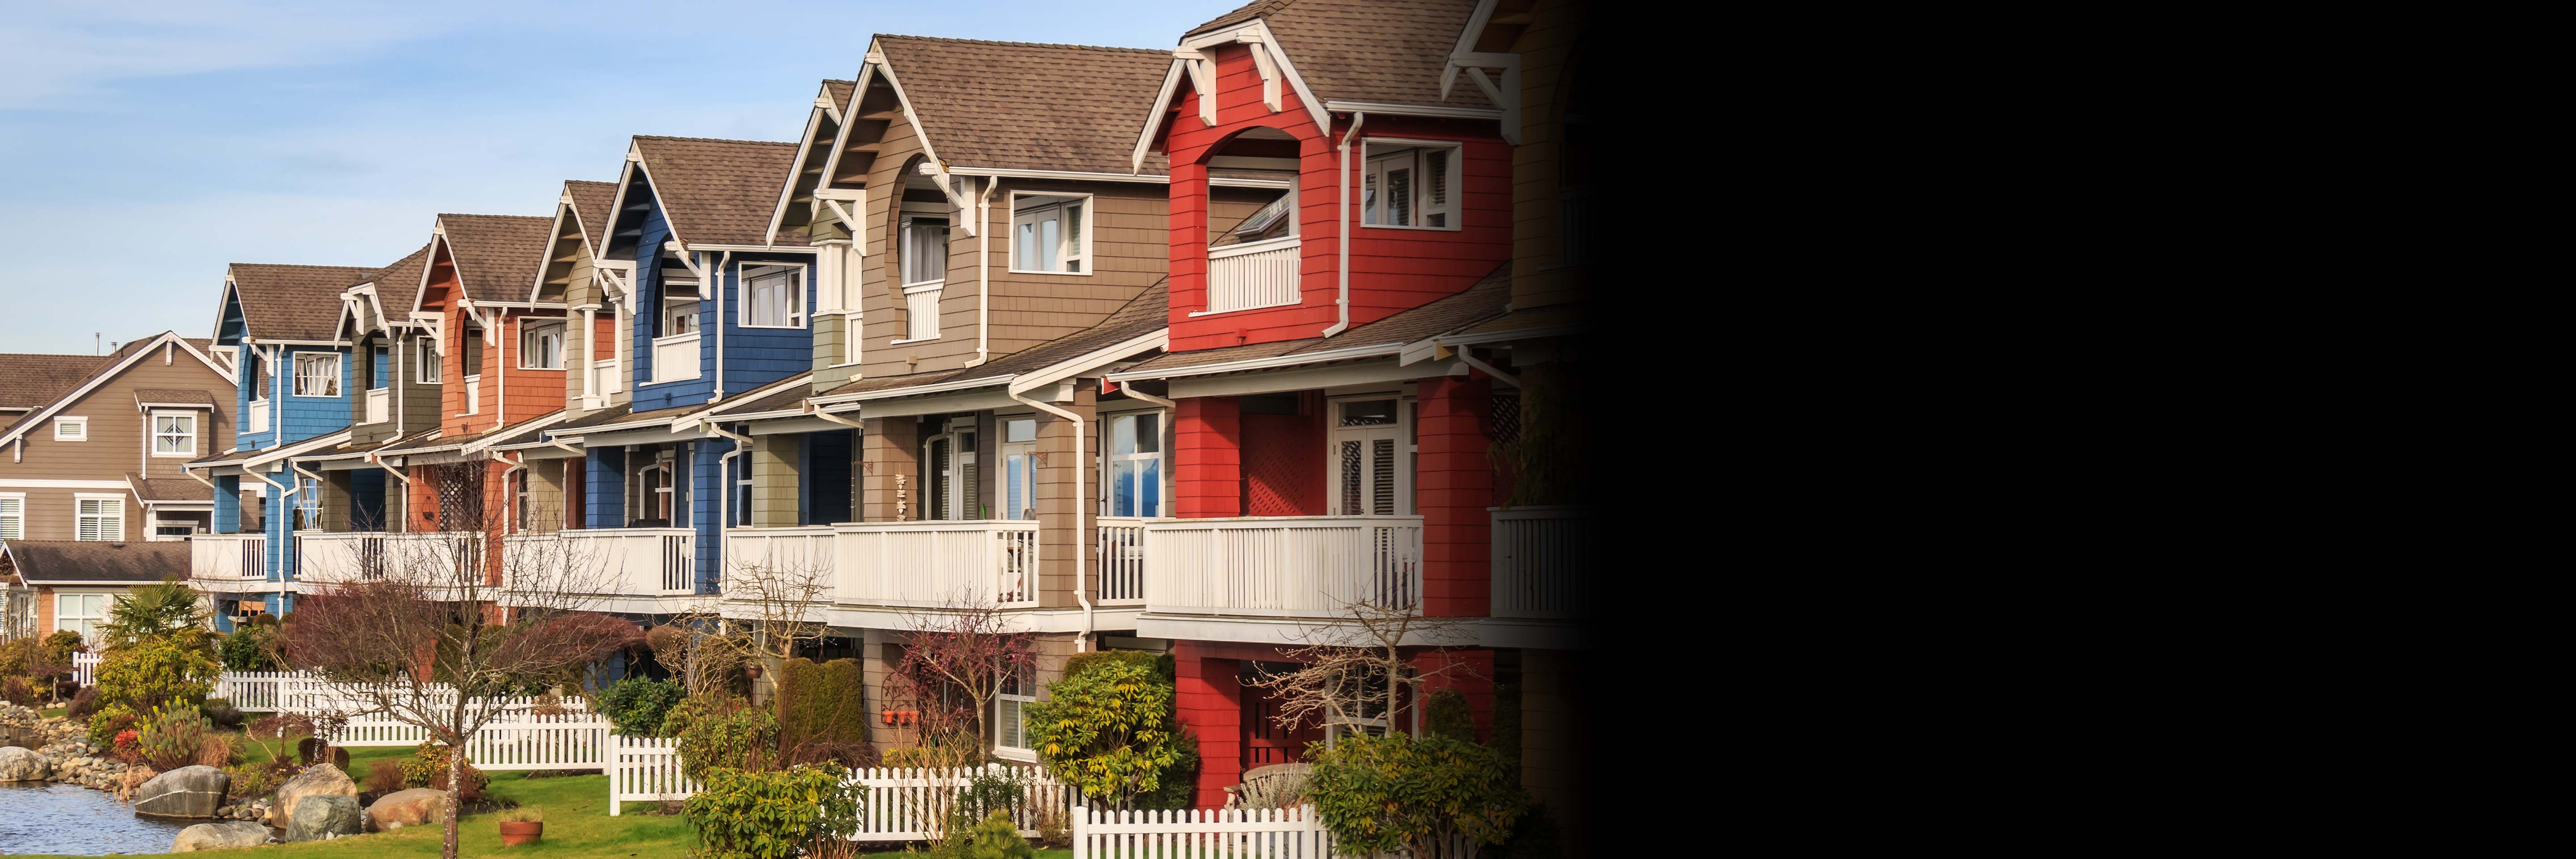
left=95, top=577, right=214, bottom=652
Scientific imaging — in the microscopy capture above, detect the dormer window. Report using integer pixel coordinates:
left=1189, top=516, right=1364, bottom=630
left=292, top=352, right=341, bottom=398
left=1009, top=194, right=1089, bottom=274
left=1361, top=140, right=1461, bottom=230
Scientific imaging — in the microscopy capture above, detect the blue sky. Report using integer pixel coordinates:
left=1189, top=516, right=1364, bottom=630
left=0, top=0, right=1224, bottom=354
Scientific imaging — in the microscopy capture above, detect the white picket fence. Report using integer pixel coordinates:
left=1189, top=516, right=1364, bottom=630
left=604, top=756, right=1075, bottom=841
left=607, top=737, right=697, bottom=815
left=1072, top=806, right=1337, bottom=859
left=326, top=710, right=611, bottom=772
left=72, top=652, right=101, bottom=685
left=211, top=670, right=589, bottom=716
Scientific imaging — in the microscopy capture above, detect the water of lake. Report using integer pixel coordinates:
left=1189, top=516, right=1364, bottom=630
left=0, top=781, right=202, bottom=856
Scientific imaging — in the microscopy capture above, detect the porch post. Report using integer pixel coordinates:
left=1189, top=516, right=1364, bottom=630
left=1414, top=375, right=1493, bottom=618
left=1174, top=396, right=1241, bottom=518
left=861, top=417, right=920, bottom=522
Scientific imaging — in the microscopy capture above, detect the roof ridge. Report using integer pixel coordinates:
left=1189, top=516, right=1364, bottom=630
left=876, top=33, right=1170, bottom=54
left=436, top=213, right=554, bottom=221
left=231, top=262, right=374, bottom=271
left=634, top=134, right=797, bottom=147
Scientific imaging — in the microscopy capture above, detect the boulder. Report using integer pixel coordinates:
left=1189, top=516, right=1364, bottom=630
left=269, top=762, right=358, bottom=826
left=0, top=745, right=48, bottom=782
left=135, top=765, right=232, bottom=818
left=367, top=787, right=450, bottom=830
left=285, top=793, right=365, bottom=842
left=171, top=820, right=272, bottom=852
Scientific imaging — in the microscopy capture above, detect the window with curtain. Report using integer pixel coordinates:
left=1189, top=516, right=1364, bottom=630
left=745, top=267, right=804, bottom=328
left=1106, top=412, right=1164, bottom=517
left=1362, top=141, right=1461, bottom=229
left=76, top=496, right=123, bottom=541
left=995, top=663, right=1035, bottom=753
left=1011, top=195, right=1088, bottom=273
left=901, top=217, right=950, bottom=286
left=153, top=413, right=196, bottom=456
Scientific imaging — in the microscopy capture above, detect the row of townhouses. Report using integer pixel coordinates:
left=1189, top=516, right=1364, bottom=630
left=4, top=0, right=1593, bottom=831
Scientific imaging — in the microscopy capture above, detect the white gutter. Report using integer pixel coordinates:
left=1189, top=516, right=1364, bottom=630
left=1325, top=111, right=1365, bottom=337
left=494, top=310, right=508, bottom=431
left=365, top=452, right=415, bottom=486
left=181, top=463, right=217, bottom=490
left=1104, top=341, right=1402, bottom=383
left=963, top=176, right=995, bottom=368
left=1005, top=378, right=1091, bottom=652
left=809, top=373, right=1015, bottom=407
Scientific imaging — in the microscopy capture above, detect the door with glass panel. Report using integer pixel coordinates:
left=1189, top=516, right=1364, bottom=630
left=1104, top=412, right=1163, bottom=518
left=999, top=419, right=1037, bottom=521
left=1329, top=398, right=1410, bottom=516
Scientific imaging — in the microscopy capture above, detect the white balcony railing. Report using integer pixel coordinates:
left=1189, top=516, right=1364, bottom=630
left=723, top=526, right=837, bottom=599
left=833, top=521, right=1038, bottom=609
left=1205, top=237, right=1299, bottom=314
left=505, top=527, right=695, bottom=595
left=652, top=334, right=700, bottom=383
left=590, top=357, right=623, bottom=397
left=247, top=399, right=270, bottom=435
left=295, top=531, right=470, bottom=585
left=364, top=387, right=390, bottom=424
left=464, top=375, right=481, bottom=414
left=1097, top=516, right=1156, bottom=605
left=191, top=533, right=267, bottom=580
left=1490, top=507, right=1585, bottom=620
left=1143, top=516, right=1423, bottom=617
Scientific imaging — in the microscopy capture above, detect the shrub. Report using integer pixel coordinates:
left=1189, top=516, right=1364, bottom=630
left=669, top=694, right=779, bottom=780
left=247, top=713, right=309, bottom=763
left=399, top=742, right=488, bottom=800
left=366, top=760, right=406, bottom=794
left=92, top=635, right=220, bottom=714
left=1059, top=650, right=1171, bottom=684
left=112, top=728, right=144, bottom=762
left=1426, top=688, right=1475, bottom=742
left=66, top=685, right=102, bottom=719
left=1306, top=733, right=1526, bottom=857
left=217, top=625, right=282, bottom=671
left=0, top=638, right=34, bottom=677
left=682, top=764, right=860, bottom=859
left=195, top=735, right=239, bottom=769
left=139, top=706, right=218, bottom=771
left=225, top=764, right=280, bottom=800
left=1024, top=658, right=1187, bottom=809
left=774, top=658, right=869, bottom=764
left=42, top=629, right=85, bottom=664
left=1132, top=725, right=1199, bottom=812
left=87, top=703, right=139, bottom=745
left=202, top=698, right=245, bottom=729
left=0, top=675, right=32, bottom=705
left=95, top=578, right=214, bottom=651
left=959, top=809, right=1037, bottom=859
left=598, top=676, right=684, bottom=736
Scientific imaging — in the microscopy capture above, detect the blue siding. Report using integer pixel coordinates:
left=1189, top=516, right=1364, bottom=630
left=691, top=439, right=723, bottom=594
left=275, top=347, right=353, bottom=445
left=586, top=447, right=628, bottom=528
left=214, top=476, right=242, bottom=532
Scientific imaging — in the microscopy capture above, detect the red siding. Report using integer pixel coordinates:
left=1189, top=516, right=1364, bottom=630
left=1415, top=375, right=1492, bottom=618
left=1159, top=43, right=1511, bottom=352
left=1174, top=396, right=1241, bottom=519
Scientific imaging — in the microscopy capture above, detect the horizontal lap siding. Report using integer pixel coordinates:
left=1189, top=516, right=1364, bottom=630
left=496, top=311, right=566, bottom=425
left=714, top=255, right=817, bottom=397
left=856, top=115, right=932, bottom=377
left=4, top=354, right=234, bottom=485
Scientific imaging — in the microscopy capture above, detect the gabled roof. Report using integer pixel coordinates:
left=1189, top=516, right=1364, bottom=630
left=0, top=353, right=111, bottom=411
left=228, top=263, right=377, bottom=342
left=135, top=388, right=219, bottom=406
left=429, top=214, right=555, bottom=304
left=1114, top=262, right=1507, bottom=377
left=0, top=333, right=235, bottom=447
left=812, top=281, right=1171, bottom=403
left=632, top=136, right=799, bottom=247
left=765, top=79, right=863, bottom=247
left=1186, top=0, right=1494, bottom=111
left=566, top=180, right=618, bottom=252
left=2, top=540, right=188, bottom=586
left=127, top=473, right=213, bottom=502
left=873, top=35, right=1176, bottom=176
left=370, top=244, right=436, bottom=321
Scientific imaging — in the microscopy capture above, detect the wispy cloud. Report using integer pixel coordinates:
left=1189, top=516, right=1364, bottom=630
left=0, top=1, right=462, bottom=110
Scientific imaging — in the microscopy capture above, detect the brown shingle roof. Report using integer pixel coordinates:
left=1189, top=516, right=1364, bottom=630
left=435, top=214, right=555, bottom=303
left=231, top=264, right=376, bottom=341
left=368, top=243, right=435, bottom=321
left=1187, top=0, right=1493, bottom=111
left=633, top=136, right=800, bottom=247
left=565, top=180, right=619, bottom=252
left=134, top=388, right=218, bottom=405
left=977, top=280, right=1169, bottom=378
left=824, top=79, right=857, bottom=112
left=127, top=473, right=213, bottom=502
left=0, top=353, right=110, bottom=409
left=4, top=540, right=188, bottom=585
left=875, top=35, right=1176, bottom=175
left=1122, top=262, right=1506, bottom=374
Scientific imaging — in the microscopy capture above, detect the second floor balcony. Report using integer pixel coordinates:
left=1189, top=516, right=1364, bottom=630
left=506, top=527, right=695, bottom=596
left=1142, top=515, right=1423, bottom=620
left=651, top=334, right=699, bottom=384
left=190, top=533, right=267, bottom=582
left=832, top=521, right=1038, bottom=609
left=1203, top=237, right=1299, bottom=315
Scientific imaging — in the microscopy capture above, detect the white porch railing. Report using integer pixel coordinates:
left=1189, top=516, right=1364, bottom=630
left=363, top=387, right=389, bottom=424
left=1206, top=237, right=1299, bottom=313
left=1490, top=506, right=1586, bottom=620
left=590, top=357, right=623, bottom=396
left=652, top=334, right=700, bottom=383
left=247, top=399, right=269, bottom=434
left=833, top=521, right=1039, bottom=608
left=724, top=526, right=837, bottom=596
left=1144, top=516, right=1424, bottom=617
left=190, top=533, right=267, bottom=580
left=1097, top=517, right=1155, bottom=605
left=505, top=527, right=695, bottom=595
left=294, top=531, right=466, bottom=584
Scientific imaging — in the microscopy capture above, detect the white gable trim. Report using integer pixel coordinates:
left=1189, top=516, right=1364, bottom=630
left=765, top=81, right=847, bottom=247
left=0, top=332, right=236, bottom=448
left=527, top=187, right=600, bottom=302
left=1132, top=24, right=1329, bottom=174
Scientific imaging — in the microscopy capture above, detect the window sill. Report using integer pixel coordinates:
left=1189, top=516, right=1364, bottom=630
left=739, top=323, right=807, bottom=331
left=517, top=365, right=565, bottom=372
left=1005, top=268, right=1092, bottom=276
left=991, top=746, right=1038, bottom=764
left=902, top=281, right=947, bottom=294
left=889, top=336, right=939, bottom=345
left=1189, top=300, right=1300, bottom=318
left=288, top=393, right=341, bottom=400
left=151, top=452, right=197, bottom=458
left=1360, top=222, right=1462, bottom=232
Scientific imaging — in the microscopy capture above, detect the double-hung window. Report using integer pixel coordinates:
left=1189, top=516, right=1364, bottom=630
left=76, top=495, right=124, bottom=541
left=743, top=266, right=806, bottom=328
left=1105, top=412, right=1164, bottom=518
left=0, top=493, right=23, bottom=540
left=994, top=663, right=1036, bottom=757
left=52, top=417, right=87, bottom=441
left=520, top=322, right=565, bottom=370
left=56, top=593, right=109, bottom=643
left=899, top=216, right=949, bottom=342
left=1010, top=194, right=1089, bottom=274
left=416, top=336, right=442, bottom=383
left=1361, top=140, right=1461, bottom=229
left=292, top=352, right=341, bottom=397
left=153, top=413, right=197, bottom=457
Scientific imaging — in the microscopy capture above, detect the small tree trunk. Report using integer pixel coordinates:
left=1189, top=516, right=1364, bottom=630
left=441, top=723, right=465, bottom=859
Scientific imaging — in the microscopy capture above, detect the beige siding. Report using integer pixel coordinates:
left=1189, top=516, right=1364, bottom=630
left=1, top=343, right=234, bottom=544
left=751, top=434, right=801, bottom=527
left=1508, top=0, right=1588, bottom=310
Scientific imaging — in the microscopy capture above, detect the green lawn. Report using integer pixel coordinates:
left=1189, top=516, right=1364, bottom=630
left=17, top=728, right=1071, bottom=859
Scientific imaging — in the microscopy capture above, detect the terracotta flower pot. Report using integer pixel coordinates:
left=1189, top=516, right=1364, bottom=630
left=498, top=821, right=543, bottom=846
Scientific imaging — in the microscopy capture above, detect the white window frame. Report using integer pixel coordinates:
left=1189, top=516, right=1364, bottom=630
left=75, top=493, right=125, bottom=542
left=152, top=411, right=198, bottom=457
left=1000, top=418, right=1038, bottom=521
left=741, top=264, right=810, bottom=329
left=519, top=320, right=566, bottom=370
left=994, top=661, right=1037, bottom=760
left=291, top=351, right=342, bottom=398
left=1007, top=192, right=1093, bottom=275
left=53, top=416, right=88, bottom=442
left=1325, top=395, right=1414, bottom=517
left=818, top=243, right=864, bottom=367
left=900, top=213, right=951, bottom=289
left=895, top=213, right=949, bottom=344
left=1360, top=138, right=1463, bottom=231
left=416, top=336, right=442, bottom=383
left=55, top=591, right=113, bottom=644
left=1102, top=410, right=1168, bottom=518
left=0, top=493, right=23, bottom=540
left=661, top=293, right=701, bottom=338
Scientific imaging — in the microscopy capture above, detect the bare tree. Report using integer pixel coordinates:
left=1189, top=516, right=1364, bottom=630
left=286, top=462, right=637, bottom=859
left=1243, top=598, right=1483, bottom=746
left=887, top=594, right=1036, bottom=764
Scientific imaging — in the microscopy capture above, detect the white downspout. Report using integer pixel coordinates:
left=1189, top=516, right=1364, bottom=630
left=1324, top=111, right=1366, bottom=337
left=1006, top=387, right=1091, bottom=652
left=581, top=306, right=598, bottom=404
left=703, top=423, right=753, bottom=540
left=964, top=177, right=996, bottom=367
left=494, top=310, right=507, bottom=430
